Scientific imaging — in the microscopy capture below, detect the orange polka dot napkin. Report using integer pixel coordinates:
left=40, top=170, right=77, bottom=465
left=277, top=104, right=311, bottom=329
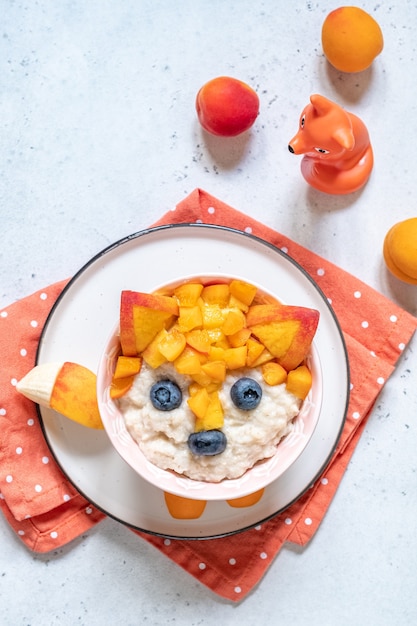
left=1, top=189, right=416, bottom=602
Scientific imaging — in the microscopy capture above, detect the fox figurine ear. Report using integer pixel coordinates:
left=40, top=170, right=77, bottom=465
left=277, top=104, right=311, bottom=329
left=332, top=126, right=355, bottom=150
left=310, top=93, right=333, bottom=115
left=310, top=94, right=355, bottom=150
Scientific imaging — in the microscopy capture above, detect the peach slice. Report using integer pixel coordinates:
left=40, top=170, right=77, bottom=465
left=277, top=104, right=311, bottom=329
left=164, top=492, right=207, bottom=519
left=119, top=290, right=178, bottom=356
left=16, top=362, right=103, bottom=429
left=246, top=304, right=319, bottom=371
left=50, top=363, right=103, bottom=428
left=227, top=488, right=265, bottom=508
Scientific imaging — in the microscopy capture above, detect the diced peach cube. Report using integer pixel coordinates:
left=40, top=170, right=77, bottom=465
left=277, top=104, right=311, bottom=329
left=201, top=360, right=227, bottom=382
left=189, top=381, right=220, bottom=396
left=223, top=346, right=248, bottom=369
left=157, top=327, right=186, bottom=362
left=201, top=283, right=230, bottom=306
left=177, top=305, right=203, bottom=332
left=222, top=308, right=246, bottom=335
left=142, top=330, right=168, bottom=369
left=227, top=327, right=251, bottom=348
left=228, top=294, right=249, bottom=313
left=200, top=303, right=226, bottom=329
left=245, top=337, right=265, bottom=366
left=195, top=391, right=224, bottom=431
left=262, top=362, right=287, bottom=386
left=206, top=327, right=226, bottom=344
left=113, top=356, right=142, bottom=379
left=185, top=329, right=212, bottom=353
left=208, top=345, right=226, bottom=361
left=286, top=365, right=312, bottom=399
left=250, top=348, right=275, bottom=367
left=190, top=370, right=215, bottom=387
left=174, top=282, right=204, bottom=306
left=229, top=279, right=258, bottom=306
left=214, top=336, right=231, bottom=350
left=109, top=375, right=135, bottom=399
left=187, top=386, right=210, bottom=419
left=174, top=347, right=204, bottom=375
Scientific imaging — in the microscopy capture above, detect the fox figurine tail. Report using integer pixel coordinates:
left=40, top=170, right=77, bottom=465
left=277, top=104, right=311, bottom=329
left=288, top=94, right=373, bottom=194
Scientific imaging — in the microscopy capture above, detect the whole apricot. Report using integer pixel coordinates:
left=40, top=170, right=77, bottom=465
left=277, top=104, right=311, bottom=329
left=322, top=6, right=383, bottom=73
left=195, top=76, right=259, bottom=137
left=383, top=218, right=417, bottom=285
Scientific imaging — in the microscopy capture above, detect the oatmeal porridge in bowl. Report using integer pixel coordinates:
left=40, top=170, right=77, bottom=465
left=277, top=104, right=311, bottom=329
left=96, top=276, right=323, bottom=501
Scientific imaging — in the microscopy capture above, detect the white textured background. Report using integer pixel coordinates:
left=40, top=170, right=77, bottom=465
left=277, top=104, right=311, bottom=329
left=1, top=1, right=416, bottom=624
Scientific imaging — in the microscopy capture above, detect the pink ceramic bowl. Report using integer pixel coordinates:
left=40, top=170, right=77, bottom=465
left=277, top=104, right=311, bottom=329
left=96, top=278, right=323, bottom=501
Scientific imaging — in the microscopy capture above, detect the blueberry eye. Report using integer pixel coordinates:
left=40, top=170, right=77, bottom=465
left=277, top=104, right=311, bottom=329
left=188, top=430, right=227, bottom=456
left=150, top=380, right=182, bottom=411
left=300, top=114, right=305, bottom=128
left=230, top=377, right=262, bottom=410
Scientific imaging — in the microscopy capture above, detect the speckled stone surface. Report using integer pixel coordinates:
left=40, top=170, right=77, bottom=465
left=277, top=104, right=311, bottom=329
left=1, top=1, right=416, bottom=624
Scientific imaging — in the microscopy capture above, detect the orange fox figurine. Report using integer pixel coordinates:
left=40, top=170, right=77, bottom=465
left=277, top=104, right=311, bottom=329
left=288, top=94, right=373, bottom=195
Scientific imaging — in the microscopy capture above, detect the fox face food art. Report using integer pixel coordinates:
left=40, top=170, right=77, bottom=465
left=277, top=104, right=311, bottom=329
left=16, top=279, right=319, bottom=518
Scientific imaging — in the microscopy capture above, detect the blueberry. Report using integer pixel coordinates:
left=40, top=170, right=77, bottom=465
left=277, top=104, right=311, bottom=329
left=188, top=430, right=227, bottom=456
left=230, top=377, right=262, bottom=410
left=150, top=379, right=182, bottom=411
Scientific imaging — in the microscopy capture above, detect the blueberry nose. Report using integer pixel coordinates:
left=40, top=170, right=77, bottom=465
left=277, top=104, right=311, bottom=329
left=288, top=144, right=294, bottom=153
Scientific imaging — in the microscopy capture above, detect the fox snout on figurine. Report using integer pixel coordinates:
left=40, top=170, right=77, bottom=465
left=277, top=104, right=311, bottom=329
left=288, top=94, right=373, bottom=194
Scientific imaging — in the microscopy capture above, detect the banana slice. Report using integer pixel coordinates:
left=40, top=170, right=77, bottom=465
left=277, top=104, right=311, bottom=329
left=16, top=362, right=63, bottom=406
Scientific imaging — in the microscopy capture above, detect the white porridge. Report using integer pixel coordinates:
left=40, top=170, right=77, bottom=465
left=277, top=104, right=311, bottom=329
left=118, top=360, right=302, bottom=482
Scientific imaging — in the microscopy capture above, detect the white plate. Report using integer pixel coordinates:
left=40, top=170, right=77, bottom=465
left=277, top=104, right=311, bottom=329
left=37, top=224, right=349, bottom=539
